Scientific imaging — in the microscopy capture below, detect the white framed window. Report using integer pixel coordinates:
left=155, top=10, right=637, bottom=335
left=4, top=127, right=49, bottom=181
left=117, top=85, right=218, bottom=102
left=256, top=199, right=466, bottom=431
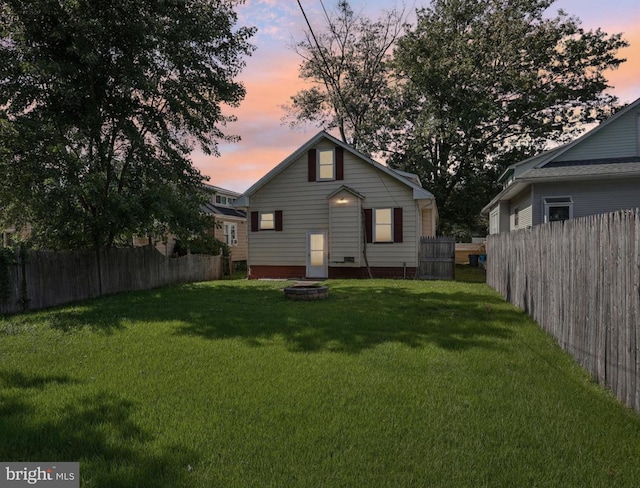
left=215, top=195, right=235, bottom=205
left=259, top=212, right=275, bottom=230
left=224, top=223, right=238, bottom=246
left=374, top=208, right=393, bottom=242
left=543, top=196, right=573, bottom=223
left=514, top=207, right=519, bottom=228
left=318, top=148, right=335, bottom=180
left=489, top=208, right=499, bottom=235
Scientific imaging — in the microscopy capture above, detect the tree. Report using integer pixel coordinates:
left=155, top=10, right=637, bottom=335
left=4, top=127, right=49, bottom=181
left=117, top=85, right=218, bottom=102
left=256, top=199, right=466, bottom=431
left=0, top=0, right=255, bottom=250
left=387, top=0, right=628, bottom=236
left=283, top=0, right=407, bottom=155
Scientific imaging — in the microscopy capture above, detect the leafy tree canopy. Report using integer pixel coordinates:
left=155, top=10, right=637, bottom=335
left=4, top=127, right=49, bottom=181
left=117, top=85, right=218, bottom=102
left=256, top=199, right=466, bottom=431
left=0, top=0, right=255, bottom=250
left=387, top=0, right=628, bottom=236
left=283, top=0, right=407, bottom=155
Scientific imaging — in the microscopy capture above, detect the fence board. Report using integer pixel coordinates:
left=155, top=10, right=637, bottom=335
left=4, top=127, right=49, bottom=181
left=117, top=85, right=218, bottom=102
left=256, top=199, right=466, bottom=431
left=418, top=237, right=455, bottom=280
left=487, top=209, right=640, bottom=414
left=0, top=247, right=222, bottom=315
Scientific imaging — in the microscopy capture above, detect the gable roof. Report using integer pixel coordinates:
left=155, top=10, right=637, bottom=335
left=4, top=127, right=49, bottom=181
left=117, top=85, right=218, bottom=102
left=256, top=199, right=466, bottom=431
left=483, top=97, right=640, bottom=215
left=233, top=131, right=435, bottom=208
left=326, top=185, right=365, bottom=200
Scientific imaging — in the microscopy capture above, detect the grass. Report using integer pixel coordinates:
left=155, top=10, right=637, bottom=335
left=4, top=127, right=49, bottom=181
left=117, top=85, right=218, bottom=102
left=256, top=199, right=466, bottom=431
left=1, top=269, right=639, bottom=487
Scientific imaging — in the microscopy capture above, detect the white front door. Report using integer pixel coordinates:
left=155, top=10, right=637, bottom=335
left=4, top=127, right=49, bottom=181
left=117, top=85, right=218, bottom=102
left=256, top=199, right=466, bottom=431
left=306, top=231, right=327, bottom=278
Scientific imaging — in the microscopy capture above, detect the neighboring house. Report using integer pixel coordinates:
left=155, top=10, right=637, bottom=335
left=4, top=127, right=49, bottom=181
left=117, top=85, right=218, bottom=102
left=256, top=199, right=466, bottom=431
left=233, top=131, right=438, bottom=279
left=133, top=184, right=247, bottom=260
left=201, top=184, right=247, bottom=262
left=482, top=97, right=640, bottom=234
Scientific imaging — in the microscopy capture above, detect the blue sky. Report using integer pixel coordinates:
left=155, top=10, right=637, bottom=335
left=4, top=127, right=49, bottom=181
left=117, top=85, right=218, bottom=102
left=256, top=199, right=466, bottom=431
left=192, top=0, right=640, bottom=193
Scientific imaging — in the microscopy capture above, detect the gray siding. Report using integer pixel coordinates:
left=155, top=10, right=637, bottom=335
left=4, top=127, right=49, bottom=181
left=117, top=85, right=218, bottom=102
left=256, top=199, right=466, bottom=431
left=329, top=189, right=362, bottom=267
left=556, top=109, right=639, bottom=161
left=531, top=177, right=640, bottom=226
left=249, top=139, right=420, bottom=268
left=510, top=189, right=533, bottom=230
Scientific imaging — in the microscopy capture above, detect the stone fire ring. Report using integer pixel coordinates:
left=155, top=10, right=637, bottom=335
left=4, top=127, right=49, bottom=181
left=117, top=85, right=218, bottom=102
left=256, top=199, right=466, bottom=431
left=283, top=282, right=329, bottom=301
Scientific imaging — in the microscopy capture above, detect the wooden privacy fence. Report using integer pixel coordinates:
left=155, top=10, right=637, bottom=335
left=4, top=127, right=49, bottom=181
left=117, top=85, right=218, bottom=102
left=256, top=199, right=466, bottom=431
left=0, top=246, right=223, bottom=315
left=487, top=209, right=640, bottom=413
left=418, top=236, right=455, bottom=280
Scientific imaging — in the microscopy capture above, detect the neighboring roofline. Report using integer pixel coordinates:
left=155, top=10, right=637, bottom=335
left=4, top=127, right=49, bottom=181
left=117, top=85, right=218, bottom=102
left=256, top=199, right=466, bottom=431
left=497, top=145, right=567, bottom=183
left=203, top=183, right=241, bottom=198
left=485, top=97, right=640, bottom=215
left=481, top=165, right=640, bottom=215
left=233, top=130, right=435, bottom=208
left=534, top=97, right=640, bottom=167
left=481, top=182, right=529, bottom=216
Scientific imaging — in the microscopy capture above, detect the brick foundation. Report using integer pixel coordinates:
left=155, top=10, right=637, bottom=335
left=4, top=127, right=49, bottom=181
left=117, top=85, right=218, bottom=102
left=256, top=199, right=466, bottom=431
left=249, top=266, right=307, bottom=280
left=249, top=265, right=416, bottom=280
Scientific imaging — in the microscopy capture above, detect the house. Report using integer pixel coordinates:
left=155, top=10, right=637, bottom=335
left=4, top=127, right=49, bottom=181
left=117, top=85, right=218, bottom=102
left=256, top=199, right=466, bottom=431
left=482, top=97, right=640, bottom=234
left=201, top=184, right=247, bottom=262
left=233, top=131, right=438, bottom=279
left=132, top=184, right=247, bottom=259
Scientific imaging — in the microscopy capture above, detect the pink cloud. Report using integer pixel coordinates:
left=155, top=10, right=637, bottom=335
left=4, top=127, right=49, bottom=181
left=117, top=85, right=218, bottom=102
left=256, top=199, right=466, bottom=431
left=192, top=4, right=640, bottom=194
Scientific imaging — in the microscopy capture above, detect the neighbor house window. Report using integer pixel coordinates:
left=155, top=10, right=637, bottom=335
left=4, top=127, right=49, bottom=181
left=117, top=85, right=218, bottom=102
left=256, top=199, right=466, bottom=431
left=224, top=223, right=238, bottom=246
left=543, top=197, right=573, bottom=223
left=216, top=195, right=234, bottom=205
left=514, top=207, right=519, bottom=228
left=489, top=208, right=499, bottom=235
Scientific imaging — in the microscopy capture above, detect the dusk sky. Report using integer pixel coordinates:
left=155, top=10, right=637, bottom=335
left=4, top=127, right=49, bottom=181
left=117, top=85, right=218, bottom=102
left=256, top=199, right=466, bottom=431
left=192, top=0, right=640, bottom=193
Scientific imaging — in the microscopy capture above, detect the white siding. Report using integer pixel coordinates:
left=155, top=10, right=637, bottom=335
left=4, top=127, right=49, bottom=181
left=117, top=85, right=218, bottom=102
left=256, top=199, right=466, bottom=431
left=555, top=109, right=639, bottom=161
left=249, top=139, right=420, bottom=268
left=510, top=189, right=532, bottom=230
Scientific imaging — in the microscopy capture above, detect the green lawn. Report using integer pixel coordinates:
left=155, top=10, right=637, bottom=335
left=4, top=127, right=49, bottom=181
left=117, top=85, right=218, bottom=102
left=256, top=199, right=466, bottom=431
left=1, top=271, right=639, bottom=487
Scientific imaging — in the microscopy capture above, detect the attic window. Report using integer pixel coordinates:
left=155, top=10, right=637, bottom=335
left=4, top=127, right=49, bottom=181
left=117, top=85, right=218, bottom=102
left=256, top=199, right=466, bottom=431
left=308, top=147, right=344, bottom=182
left=318, top=149, right=335, bottom=180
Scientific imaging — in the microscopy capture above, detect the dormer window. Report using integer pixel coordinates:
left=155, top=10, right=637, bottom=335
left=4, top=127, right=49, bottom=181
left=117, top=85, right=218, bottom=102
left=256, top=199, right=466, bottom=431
left=215, top=195, right=234, bottom=206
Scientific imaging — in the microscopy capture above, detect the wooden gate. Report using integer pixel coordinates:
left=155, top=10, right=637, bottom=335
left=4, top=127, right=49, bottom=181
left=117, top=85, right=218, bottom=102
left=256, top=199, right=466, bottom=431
left=418, top=236, right=455, bottom=280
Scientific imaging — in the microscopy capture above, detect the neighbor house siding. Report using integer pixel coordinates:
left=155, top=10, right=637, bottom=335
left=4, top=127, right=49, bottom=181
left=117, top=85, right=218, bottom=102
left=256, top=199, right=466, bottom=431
left=510, top=189, right=533, bottom=230
left=421, top=208, right=435, bottom=237
left=531, top=177, right=640, bottom=226
left=555, top=109, right=640, bottom=161
left=212, top=216, right=247, bottom=261
left=248, top=139, right=419, bottom=270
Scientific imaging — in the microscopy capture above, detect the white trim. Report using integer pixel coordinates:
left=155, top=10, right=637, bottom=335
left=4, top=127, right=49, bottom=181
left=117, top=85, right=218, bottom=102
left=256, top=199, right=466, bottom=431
left=317, top=148, right=335, bottom=181
left=306, top=230, right=328, bottom=278
left=542, top=196, right=573, bottom=223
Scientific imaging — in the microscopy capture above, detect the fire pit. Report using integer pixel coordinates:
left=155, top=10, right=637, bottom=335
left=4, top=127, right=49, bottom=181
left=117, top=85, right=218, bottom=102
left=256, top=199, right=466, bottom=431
left=283, top=282, right=329, bottom=301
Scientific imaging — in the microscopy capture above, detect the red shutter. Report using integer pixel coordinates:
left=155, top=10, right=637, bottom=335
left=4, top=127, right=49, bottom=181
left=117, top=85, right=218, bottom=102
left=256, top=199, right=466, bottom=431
left=336, top=146, right=344, bottom=180
left=393, top=207, right=403, bottom=243
left=275, top=210, right=283, bottom=231
left=308, top=149, right=316, bottom=182
left=251, top=211, right=259, bottom=232
left=364, top=208, right=373, bottom=243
